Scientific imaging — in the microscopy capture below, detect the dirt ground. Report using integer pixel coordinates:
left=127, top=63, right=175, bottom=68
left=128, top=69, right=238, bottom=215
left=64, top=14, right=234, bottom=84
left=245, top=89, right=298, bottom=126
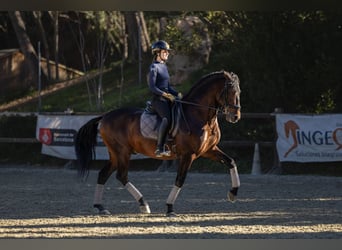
left=0, top=165, right=341, bottom=239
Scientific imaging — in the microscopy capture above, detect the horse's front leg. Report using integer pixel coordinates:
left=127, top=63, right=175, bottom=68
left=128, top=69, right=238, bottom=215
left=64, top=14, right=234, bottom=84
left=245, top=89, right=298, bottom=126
left=202, top=146, right=240, bottom=202
left=166, top=155, right=194, bottom=217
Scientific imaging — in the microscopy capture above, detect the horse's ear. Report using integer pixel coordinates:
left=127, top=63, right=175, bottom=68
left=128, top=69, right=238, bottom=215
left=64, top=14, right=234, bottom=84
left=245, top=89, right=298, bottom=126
left=223, top=70, right=233, bottom=81
left=230, top=72, right=239, bottom=81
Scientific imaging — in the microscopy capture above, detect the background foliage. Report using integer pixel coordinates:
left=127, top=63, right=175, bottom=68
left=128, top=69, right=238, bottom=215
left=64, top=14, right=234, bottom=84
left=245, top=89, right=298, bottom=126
left=1, top=11, right=342, bottom=113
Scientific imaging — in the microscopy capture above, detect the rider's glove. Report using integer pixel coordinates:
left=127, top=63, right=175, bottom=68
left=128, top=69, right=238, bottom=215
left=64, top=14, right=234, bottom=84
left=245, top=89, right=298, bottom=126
left=162, top=92, right=175, bottom=102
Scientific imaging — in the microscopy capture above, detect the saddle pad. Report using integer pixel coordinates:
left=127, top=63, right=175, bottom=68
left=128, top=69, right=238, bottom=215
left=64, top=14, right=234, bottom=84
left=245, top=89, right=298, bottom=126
left=140, top=105, right=181, bottom=140
left=140, top=112, right=159, bottom=140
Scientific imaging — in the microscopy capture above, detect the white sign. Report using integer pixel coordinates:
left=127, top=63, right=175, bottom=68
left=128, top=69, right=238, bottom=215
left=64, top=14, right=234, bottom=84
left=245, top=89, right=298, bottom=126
left=36, top=115, right=146, bottom=160
left=276, top=114, right=342, bottom=162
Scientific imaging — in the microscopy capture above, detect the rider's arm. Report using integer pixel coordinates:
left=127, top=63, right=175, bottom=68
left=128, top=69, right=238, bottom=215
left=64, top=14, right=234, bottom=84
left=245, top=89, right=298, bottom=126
left=148, top=64, right=164, bottom=96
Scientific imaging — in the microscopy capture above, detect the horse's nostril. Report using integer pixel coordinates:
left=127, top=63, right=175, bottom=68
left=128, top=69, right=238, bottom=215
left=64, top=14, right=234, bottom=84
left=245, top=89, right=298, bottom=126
left=234, top=115, right=241, bottom=123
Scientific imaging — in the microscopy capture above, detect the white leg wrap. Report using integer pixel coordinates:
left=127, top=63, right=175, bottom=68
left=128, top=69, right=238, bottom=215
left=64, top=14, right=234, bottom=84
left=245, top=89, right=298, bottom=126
left=93, top=184, right=105, bottom=204
left=166, top=185, right=181, bottom=205
left=125, top=182, right=143, bottom=201
left=230, top=167, right=240, bottom=188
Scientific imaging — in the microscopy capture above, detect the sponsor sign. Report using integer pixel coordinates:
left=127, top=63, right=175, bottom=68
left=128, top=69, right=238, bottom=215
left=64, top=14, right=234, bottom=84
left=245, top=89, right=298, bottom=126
left=276, top=114, right=342, bottom=162
left=36, top=115, right=146, bottom=160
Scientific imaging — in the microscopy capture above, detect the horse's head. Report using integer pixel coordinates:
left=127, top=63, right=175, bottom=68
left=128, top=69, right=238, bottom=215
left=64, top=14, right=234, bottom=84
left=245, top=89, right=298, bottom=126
left=184, top=70, right=241, bottom=123
left=220, top=71, right=241, bottom=123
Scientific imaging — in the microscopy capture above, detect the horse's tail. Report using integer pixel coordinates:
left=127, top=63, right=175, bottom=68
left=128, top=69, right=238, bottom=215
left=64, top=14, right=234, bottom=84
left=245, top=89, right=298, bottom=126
left=75, top=116, right=103, bottom=179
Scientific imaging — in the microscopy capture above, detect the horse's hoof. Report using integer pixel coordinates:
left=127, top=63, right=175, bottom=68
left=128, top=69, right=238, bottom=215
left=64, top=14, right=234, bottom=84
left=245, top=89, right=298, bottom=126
left=94, top=204, right=111, bottom=215
left=99, top=209, right=111, bottom=215
left=166, top=211, right=177, bottom=217
left=227, top=191, right=236, bottom=203
left=140, top=204, right=151, bottom=214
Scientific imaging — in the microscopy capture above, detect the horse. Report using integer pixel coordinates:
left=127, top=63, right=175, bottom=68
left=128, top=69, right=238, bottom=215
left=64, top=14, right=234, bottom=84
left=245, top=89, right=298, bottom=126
left=75, top=70, right=241, bottom=216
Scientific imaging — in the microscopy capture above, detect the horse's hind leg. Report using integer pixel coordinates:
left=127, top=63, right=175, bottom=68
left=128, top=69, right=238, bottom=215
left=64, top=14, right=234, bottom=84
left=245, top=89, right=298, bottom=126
left=93, top=160, right=116, bottom=215
left=115, top=153, right=151, bottom=214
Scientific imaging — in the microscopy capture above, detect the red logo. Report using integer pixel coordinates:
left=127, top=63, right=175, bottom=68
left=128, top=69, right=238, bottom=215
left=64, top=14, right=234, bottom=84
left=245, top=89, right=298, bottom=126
left=39, top=128, right=52, bottom=145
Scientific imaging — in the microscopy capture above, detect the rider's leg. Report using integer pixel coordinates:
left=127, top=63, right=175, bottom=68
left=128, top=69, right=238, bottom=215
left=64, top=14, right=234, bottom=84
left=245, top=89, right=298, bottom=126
left=152, top=98, right=172, bottom=157
left=155, top=117, right=171, bottom=157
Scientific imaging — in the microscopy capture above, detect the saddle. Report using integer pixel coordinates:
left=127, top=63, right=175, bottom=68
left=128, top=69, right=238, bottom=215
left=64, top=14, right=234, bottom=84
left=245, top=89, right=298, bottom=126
left=140, top=101, right=181, bottom=140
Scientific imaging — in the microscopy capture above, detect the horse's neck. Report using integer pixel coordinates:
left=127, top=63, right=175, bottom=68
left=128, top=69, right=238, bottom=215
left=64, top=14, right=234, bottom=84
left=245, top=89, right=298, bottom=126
left=186, top=84, right=218, bottom=105
left=183, top=93, right=219, bottom=125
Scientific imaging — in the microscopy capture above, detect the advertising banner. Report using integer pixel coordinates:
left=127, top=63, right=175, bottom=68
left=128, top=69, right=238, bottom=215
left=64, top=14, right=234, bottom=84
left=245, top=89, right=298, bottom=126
left=36, top=115, right=146, bottom=160
left=276, top=114, right=342, bottom=162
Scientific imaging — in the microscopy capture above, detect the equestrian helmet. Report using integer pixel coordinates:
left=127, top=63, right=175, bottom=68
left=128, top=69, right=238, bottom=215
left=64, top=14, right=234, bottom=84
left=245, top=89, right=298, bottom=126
left=151, top=40, right=171, bottom=54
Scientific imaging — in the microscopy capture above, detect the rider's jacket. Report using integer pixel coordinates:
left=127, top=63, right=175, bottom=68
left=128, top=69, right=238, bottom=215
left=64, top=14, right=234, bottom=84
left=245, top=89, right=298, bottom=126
left=148, top=61, right=178, bottom=97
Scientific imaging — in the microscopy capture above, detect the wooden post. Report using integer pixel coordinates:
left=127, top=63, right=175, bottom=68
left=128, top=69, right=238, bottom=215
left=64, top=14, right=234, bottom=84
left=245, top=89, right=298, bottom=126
left=268, top=107, right=283, bottom=174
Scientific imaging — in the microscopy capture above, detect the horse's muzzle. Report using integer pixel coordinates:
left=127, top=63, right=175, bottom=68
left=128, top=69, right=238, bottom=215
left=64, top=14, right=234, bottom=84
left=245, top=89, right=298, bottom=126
left=226, top=110, right=241, bottom=123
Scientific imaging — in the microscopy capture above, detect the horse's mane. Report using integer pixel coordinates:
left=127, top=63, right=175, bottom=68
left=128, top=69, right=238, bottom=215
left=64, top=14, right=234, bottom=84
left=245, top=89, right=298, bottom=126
left=185, top=70, right=239, bottom=98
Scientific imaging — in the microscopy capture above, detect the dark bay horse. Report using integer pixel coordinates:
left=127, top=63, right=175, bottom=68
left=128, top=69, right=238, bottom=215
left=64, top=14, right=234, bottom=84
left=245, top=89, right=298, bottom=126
left=75, top=70, right=241, bottom=216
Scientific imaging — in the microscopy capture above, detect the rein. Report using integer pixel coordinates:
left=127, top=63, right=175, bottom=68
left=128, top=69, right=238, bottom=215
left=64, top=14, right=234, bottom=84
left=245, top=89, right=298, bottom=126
left=175, top=99, right=220, bottom=112
left=175, top=99, right=218, bottom=135
left=175, top=82, right=241, bottom=114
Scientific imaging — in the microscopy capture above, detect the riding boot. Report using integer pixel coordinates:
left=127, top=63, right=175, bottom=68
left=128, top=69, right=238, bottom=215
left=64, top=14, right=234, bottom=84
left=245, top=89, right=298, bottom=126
left=155, top=118, right=171, bottom=157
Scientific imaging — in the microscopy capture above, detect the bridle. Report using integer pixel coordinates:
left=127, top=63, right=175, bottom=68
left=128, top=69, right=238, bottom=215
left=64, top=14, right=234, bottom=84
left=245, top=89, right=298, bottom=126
left=174, top=75, right=241, bottom=133
left=220, top=80, right=241, bottom=117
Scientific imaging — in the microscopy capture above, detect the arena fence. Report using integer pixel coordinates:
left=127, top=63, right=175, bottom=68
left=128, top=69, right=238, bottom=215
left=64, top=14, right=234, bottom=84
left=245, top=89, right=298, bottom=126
left=0, top=111, right=275, bottom=144
left=0, top=110, right=281, bottom=173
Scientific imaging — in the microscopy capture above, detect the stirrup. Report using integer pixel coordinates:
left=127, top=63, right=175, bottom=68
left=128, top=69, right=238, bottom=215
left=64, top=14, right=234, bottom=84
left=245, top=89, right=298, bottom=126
left=161, top=145, right=171, bottom=156
left=161, top=150, right=171, bottom=157
left=155, top=148, right=163, bottom=157
left=155, top=146, right=171, bottom=157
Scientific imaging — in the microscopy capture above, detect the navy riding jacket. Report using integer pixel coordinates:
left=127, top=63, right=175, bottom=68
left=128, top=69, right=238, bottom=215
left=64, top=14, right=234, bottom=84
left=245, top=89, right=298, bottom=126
left=148, top=61, right=178, bottom=97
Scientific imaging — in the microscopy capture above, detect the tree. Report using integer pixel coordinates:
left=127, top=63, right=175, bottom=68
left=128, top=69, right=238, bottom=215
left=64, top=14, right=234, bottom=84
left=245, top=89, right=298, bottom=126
left=8, top=11, right=40, bottom=86
left=69, top=11, right=114, bottom=110
left=32, top=11, right=52, bottom=81
left=123, top=11, right=150, bottom=62
left=50, top=11, right=60, bottom=81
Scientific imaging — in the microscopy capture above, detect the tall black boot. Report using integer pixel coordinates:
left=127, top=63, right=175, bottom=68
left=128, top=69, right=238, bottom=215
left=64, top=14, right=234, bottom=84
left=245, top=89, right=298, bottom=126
left=155, top=118, right=171, bottom=157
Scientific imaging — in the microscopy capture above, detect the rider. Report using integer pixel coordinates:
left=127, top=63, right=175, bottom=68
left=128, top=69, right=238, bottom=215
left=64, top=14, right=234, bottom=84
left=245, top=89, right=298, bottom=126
left=148, top=40, right=182, bottom=157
